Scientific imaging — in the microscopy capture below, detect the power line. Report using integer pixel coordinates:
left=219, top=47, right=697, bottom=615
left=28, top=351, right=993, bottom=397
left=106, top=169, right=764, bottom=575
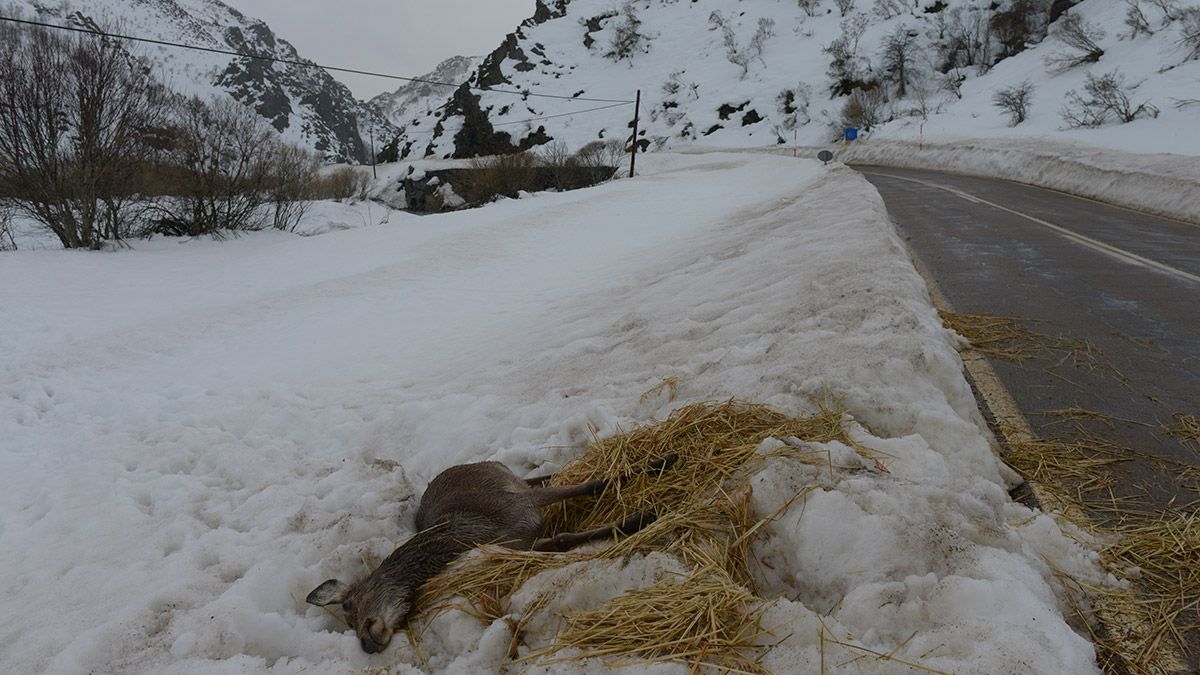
left=0, top=15, right=636, bottom=104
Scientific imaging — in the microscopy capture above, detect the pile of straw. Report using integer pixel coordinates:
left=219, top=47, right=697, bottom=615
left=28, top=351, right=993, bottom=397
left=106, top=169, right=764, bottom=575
left=413, top=400, right=869, bottom=671
left=942, top=309, right=1200, bottom=673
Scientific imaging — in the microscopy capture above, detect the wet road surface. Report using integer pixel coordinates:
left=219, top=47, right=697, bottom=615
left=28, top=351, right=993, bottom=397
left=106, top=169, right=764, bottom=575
left=855, top=164, right=1200, bottom=511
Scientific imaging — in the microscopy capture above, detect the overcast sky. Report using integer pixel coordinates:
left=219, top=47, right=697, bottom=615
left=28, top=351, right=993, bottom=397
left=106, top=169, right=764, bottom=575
left=221, top=1, right=535, bottom=100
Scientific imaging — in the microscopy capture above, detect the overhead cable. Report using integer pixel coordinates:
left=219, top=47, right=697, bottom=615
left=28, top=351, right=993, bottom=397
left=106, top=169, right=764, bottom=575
left=0, top=15, right=636, bottom=104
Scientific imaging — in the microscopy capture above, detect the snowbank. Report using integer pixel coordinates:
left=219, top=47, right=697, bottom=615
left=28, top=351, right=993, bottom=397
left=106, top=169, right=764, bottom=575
left=807, top=137, right=1200, bottom=224
left=0, top=153, right=1106, bottom=673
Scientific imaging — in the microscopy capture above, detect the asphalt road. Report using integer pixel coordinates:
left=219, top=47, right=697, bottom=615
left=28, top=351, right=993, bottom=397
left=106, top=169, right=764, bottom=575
left=854, top=164, right=1200, bottom=512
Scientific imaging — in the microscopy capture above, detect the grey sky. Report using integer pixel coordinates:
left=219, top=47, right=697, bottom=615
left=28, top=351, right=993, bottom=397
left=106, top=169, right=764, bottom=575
left=221, top=1, right=535, bottom=100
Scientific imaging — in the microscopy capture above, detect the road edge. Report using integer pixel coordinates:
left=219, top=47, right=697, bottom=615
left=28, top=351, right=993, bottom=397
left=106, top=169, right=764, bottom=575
left=898, top=235, right=1189, bottom=675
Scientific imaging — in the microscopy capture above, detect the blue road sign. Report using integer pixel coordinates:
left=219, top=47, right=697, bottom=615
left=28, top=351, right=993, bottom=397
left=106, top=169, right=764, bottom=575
left=844, top=127, right=859, bottom=141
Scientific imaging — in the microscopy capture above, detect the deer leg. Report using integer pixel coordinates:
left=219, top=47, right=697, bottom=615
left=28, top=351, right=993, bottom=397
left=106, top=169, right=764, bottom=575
left=528, top=479, right=606, bottom=507
left=532, top=511, right=657, bottom=552
left=525, top=453, right=679, bottom=500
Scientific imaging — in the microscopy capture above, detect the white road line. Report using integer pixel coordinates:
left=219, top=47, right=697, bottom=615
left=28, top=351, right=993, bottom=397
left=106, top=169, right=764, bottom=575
left=865, top=171, right=1200, bottom=286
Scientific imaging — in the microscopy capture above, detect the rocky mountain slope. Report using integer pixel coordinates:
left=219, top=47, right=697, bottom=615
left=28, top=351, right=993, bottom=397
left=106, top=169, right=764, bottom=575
left=391, top=0, right=1200, bottom=160
left=367, top=55, right=483, bottom=128
left=10, top=0, right=383, bottom=163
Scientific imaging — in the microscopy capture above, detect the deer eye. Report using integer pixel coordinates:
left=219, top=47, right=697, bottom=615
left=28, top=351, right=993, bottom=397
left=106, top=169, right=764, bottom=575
left=342, top=601, right=353, bottom=612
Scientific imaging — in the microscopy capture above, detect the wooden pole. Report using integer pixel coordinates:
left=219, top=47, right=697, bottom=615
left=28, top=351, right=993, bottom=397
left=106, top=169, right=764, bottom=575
left=369, top=122, right=377, bottom=179
left=629, top=89, right=641, bottom=178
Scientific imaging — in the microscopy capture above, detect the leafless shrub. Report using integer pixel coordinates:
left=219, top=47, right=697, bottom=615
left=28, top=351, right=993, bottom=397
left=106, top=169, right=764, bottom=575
left=709, top=12, right=776, bottom=79
left=874, top=0, right=906, bottom=20
left=1178, top=7, right=1200, bottom=60
left=941, top=67, right=967, bottom=99
left=777, top=83, right=815, bottom=128
left=825, top=15, right=871, bottom=95
left=937, top=7, right=993, bottom=73
left=798, top=0, right=822, bottom=18
left=465, top=151, right=540, bottom=203
left=1148, top=0, right=1183, bottom=26
left=267, top=145, right=320, bottom=232
left=993, top=80, right=1036, bottom=125
left=1123, top=0, right=1155, bottom=38
left=538, top=140, right=575, bottom=190
left=312, top=166, right=372, bottom=202
left=151, top=97, right=305, bottom=236
left=989, top=0, right=1047, bottom=58
left=0, top=204, right=16, bottom=251
left=1046, top=13, right=1107, bottom=71
left=606, top=1, right=650, bottom=63
left=1061, top=70, right=1159, bottom=127
left=840, top=86, right=887, bottom=131
left=0, top=19, right=171, bottom=248
left=835, top=0, right=856, bottom=16
left=907, top=72, right=941, bottom=119
left=573, top=139, right=624, bottom=174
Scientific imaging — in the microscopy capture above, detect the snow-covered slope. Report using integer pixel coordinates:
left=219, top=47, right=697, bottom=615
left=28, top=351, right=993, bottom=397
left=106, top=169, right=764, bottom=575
left=0, top=154, right=1107, bottom=673
left=10, top=0, right=378, bottom=163
left=392, top=0, right=1200, bottom=160
left=367, top=55, right=483, bottom=128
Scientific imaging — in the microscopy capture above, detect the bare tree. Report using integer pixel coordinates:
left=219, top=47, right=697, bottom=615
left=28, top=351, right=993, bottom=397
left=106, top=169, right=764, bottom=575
left=1045, top=13, right=1106, bottom=71
left=835, top=0, right=857, bottom=17
left=825, top=15, right=871, bottom=95
left=0, top=20, right=171, bottom=248
left=152, top=97, right=283, bottom=236
left=1062, top=70, right=1159, bottom=127
left=880, top=26, right=920, bottom=98
left=267, top=144, right=319, bottom=232
left=993, top=81, right=1035, bottom=125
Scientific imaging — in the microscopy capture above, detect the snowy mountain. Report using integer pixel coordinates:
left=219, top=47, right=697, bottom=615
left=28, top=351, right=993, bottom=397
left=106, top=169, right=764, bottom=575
left=393, top=0, right=1200, bottom=160
left=367, top=55, right=483, bottom=128
left=9, top=0, right=381, bottom=163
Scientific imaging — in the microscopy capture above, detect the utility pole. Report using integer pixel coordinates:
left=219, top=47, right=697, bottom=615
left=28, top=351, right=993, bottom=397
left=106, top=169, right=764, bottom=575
left=629, top=89, right=641, bottom=178
left=369, top=121, right=377, bottom=179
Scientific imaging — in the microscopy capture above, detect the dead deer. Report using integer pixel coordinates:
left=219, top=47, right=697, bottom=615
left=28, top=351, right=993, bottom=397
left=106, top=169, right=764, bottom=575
left=306, top=454, right=676, bottom=654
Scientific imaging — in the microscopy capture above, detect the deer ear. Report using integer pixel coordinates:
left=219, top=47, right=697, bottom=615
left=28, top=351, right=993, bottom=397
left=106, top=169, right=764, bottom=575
left=306, top=579, right=350, bottom=606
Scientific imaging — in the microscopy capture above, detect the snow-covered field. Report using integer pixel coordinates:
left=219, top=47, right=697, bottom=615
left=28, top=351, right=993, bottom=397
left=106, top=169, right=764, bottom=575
left=0, top=153, right=1107, bottom=673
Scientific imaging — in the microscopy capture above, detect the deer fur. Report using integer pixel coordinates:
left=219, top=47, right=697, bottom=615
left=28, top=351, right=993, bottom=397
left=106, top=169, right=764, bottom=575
left=306, top=456, right=673, bottom=654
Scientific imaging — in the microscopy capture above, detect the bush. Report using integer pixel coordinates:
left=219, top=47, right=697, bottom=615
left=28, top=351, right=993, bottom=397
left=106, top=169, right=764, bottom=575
left=464, top=151, right=541, bottom=203
left=840, top=86, right=887, bottom=132
left=993, top=81, right=1035, bottom=125
left=1179, top=7, right=1200, bottom=60
left=1123, top=0, right=1155, bottom=38
left=574, top=140, right=625, bottom=174
left=606, top=2, right=650, bottom=63
left=989, top=0, right=1045, bottom=59
left=1061, top=70, right=1159, bottom=127
left=312, top=166, right=372, bottom=201
left=0, top=19, right=171, bottom=248
left=151, top=97, right=316, bottom=236
left=1045, top=13, right=1106, bottom=71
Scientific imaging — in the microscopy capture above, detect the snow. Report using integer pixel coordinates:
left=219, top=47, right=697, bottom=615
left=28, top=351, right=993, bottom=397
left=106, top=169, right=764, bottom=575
left=0, top=153, right=1106, bottom=673
left=788, top=136, right=1200, bottom=223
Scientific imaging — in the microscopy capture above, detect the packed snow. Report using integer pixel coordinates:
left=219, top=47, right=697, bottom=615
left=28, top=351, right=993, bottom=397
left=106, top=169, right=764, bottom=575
left=782, top=136, right=1200, bottom=223
left=0, top=153, right=1108, bottom=673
